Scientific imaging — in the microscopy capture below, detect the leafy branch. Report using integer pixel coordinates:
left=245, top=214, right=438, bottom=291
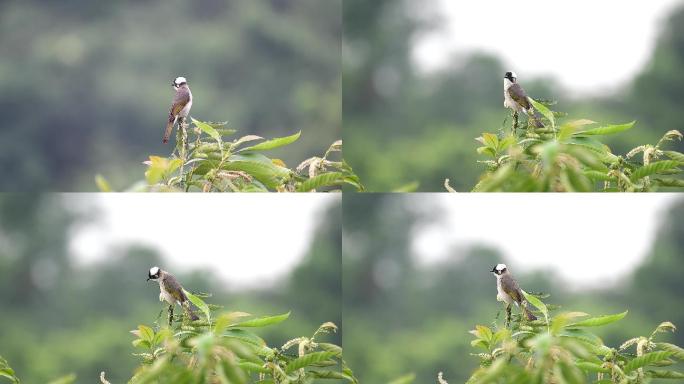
left=451, top=99, right=684, bottom=192
left=97, top=118, right=363, bottom=192
left=436, top=292, right=684, bottom=383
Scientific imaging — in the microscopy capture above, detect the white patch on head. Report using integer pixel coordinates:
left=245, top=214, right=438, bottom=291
left=495, top=263, right=507, bottom=272
left=174, top=76, right=187, bottom=86
left=149, top=266, right=160, bottom=276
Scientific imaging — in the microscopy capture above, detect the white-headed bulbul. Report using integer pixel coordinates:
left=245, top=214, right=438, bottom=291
left=491, top=263, right=537, bottom=321
left=504, top=71, right=543, bottom=128
left=147, top=266, right=199, bottom=323
left=163, top=76, right=193, bottom=144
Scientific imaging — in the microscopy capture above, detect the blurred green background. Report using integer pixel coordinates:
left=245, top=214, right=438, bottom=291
left=0, top=0, right=340, bottom=191
left=342, top=194, right=684, bottom=383
left=343, top=0, right=684, bottom=191
left=0, top=194, right=341, bottom=383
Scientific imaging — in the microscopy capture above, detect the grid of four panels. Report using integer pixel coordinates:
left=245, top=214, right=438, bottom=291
left=1, top=1, right=684, bottom=383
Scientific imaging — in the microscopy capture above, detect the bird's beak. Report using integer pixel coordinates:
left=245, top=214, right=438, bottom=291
left=146, top=277, right=151, bottom=281
left=490, top=267, right=497, bottom=272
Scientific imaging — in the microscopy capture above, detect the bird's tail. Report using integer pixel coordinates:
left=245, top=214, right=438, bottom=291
left=526, top=110, right=544, bottom=128
left=523, top=304, right=537, bottom=321
left=163, top=115, right=176, bottom=144
left=182, top=301, right=199, bottom=321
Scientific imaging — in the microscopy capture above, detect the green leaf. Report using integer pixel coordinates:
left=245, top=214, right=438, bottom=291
left=646, top=370, right=684, bottom=378
left=225, top=153, right=291, bottom=189
left=296, top=172, right=345, bottom=192
left=631, top=160, right=680, bottom=181
left=522, top=290, right=548, bottom=324
left=663, top=151, right=684, bottom=164
left=624, top=351, right=673, bottom=373
left=184, top=290, right=210, bottom=323
left=576, top=361, right=610, bottom=373
left=232, top=312, right=290, bottom=328
left=239, top=131, right=301, bottom=152
left=238, top=362, right=270, bottom=374
left=138, top=325, right=154, bottom=343
left=576, top=121, right=635, bottom=136
left=95, top=174, right=112, bottom=192
left=657, top=343, right=684, bottom=360
left=568, top=311, right=627, bottom=327
left=192, top=118, right=221, bottom=142
left=528, top=98, right=555, bottom=128
left=285, top=351, right=338, bottom=373
left=222, top=329, right=267, bottom=347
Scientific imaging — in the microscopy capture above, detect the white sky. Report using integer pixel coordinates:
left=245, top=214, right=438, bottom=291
left=413, top=0, right=684, bottom=95
left=66, top=194, right=339, bottom=289
left=412, top=194, right=679, bottom=289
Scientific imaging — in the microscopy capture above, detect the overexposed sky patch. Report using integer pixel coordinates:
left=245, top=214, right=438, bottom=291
left=67, top=194, right=338, bottom=288
left=413, top=0, right=683, bottom=95
left=412, top=194, right=678, bottom=288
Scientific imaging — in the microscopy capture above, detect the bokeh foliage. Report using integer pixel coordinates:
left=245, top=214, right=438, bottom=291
left=342, top=194, right=684, bottom=383
left=0, top=0, right=341, bottom=191
left=343, top=0, right=684, bottom=191
left=0, top=194, right=342, bottom=383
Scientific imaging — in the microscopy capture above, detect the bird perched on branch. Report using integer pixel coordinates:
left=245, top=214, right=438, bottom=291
left=491, top=263, right=537, bottom=323
left=147, top=266, right=199, bottom=324
left=503, top=71, right=543, bottom=129
left=163, top=76, right=193, bottom=144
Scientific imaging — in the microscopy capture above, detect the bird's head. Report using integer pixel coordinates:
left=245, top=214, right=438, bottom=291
left=172, top=76, right=188, bottom=89
left=491, top=263, right=508, bottom=276
left=147, top=266, right=162, bottom=281
left=504, top=71, right=517, bottom=83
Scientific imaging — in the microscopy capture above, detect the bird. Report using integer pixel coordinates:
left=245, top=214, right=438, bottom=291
left=163, top=76, right=193, bottom=144
left=147, top=266, right=199, bottom=323
left=503, top=71, right=543, bottom=128
left=491, top=263, right=537, bottom=321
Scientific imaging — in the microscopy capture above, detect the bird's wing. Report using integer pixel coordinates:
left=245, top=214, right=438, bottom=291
left=170, top=87, right=191, bottom=116
left=163, top=273, right=188, bottom=302
left=507, top=84, right=533, bottom=110
left=500, top=275, right=523, bottom=303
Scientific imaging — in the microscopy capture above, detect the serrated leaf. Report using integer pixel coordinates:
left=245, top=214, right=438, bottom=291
left=528, top=98, right=555, bottom=128
left=232, top=312, right=290, bottom=328
left=192, top=118, right=221, bottom=141
left=576, top=361, right=610, bottom=373
left=232, top=135, right=264, bottom=149
left=222, top=329, right=267, bottom=347
left=138, top=325, right=154, bottom=342
left=569, top=311, right=627, bottom=327
left=576, top=121, right=635, bottom=136
left=631, top=161, right=680, bottom=181
left=664, top=151, right=684, bottom=164
left=184, top=290, right=210, bottom=322
left=296, top=172, right=345, bottom=192
left=646, top=369, right=684, bottom=378
left=624, top=351, right=672, bottom=373
left=240, top=131, right=301, bottom=152
left=285, top=351, right=338, bottom=373
left=657, top=343, right=684, bottom=360
left=522, top=290, right=548, bottom=324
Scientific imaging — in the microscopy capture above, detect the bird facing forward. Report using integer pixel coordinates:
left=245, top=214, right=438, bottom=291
left=163, top=76, right=193, bottom=144
left=491, top=263, right=537, bottom=322
left=147, top=266, right=199, bottom=324
left=503, top=71, right=543, bottom=128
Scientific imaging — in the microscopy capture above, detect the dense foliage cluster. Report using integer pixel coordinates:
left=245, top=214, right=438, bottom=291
left=460, top=101, right=684, bottom=192
left=97, top=119, right=362, bottom=192
left=451, top=293, right=684, bottom=383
